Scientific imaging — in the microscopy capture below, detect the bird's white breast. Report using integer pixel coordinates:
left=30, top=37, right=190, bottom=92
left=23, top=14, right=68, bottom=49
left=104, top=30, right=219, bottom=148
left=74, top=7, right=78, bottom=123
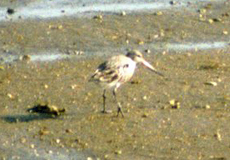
left=114, top=56, right=137, bottom=83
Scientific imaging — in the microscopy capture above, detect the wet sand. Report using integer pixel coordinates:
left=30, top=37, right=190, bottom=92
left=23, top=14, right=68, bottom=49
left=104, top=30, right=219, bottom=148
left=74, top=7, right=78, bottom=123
left=0, top=0, right=230, bottom=160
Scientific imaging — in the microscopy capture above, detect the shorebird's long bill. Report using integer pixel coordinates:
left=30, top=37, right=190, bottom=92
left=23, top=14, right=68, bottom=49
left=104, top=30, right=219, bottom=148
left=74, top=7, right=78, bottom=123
left=142, top=59, right=164, bottom=77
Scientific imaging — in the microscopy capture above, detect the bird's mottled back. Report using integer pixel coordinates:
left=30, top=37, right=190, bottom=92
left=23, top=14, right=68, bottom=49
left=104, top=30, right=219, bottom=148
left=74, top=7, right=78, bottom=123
left=90, top=55, right=136, bottom=88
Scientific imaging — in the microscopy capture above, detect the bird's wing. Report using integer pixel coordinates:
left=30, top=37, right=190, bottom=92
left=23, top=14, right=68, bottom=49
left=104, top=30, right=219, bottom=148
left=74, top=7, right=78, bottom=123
left=90, top=55, right=131, bottom=83
left=90, top=61, right=120, bottom=83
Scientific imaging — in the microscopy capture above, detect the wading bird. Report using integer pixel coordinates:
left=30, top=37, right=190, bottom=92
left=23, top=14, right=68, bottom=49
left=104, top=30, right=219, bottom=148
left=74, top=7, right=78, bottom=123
left=90, top=50, right=163, bottom=117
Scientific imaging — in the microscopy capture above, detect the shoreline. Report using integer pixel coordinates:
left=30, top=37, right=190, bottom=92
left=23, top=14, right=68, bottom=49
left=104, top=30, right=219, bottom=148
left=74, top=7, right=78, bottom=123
left=0, top=0, right=230, bottom=159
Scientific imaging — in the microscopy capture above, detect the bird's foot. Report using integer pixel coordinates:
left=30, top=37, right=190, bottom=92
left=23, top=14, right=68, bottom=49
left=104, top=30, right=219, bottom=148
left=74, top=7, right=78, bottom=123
left=117, top=107, right=124, bottom=117
left=101, top=109, right=112, bottom=114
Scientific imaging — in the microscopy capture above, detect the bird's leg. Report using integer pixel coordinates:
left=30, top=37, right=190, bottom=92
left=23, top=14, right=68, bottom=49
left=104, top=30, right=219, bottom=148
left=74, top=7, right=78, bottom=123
left=113, top=88, right=124, bottom=117
left=102, top=89, right=107, bottom=113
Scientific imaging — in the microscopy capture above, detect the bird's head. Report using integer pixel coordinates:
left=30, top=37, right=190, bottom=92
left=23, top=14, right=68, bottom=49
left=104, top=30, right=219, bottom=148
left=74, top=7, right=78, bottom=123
left=126, top=50, right=144, bottom=63
left=126, top=50, right=164, bottom=77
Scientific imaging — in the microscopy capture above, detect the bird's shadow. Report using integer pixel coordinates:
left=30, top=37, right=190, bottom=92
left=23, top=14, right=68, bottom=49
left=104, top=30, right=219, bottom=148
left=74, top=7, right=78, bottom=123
left=1, top=113, right=57, bottom=123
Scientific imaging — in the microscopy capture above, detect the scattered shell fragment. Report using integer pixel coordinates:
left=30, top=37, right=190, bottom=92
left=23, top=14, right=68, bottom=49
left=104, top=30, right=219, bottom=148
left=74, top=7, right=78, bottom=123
left=66, top=129, right=73, bottom=133
left=222, top=13, right=229, bottom=17
left=30, top=144, right=35, bottom=149
left=198, top=9, right=206, bottom=14
left=223, top=31, right=228, bottom=35
left=39, top=128, right=50, bottom=135
left=154, top=11, right=163, bottom=16
left=71, top=84, right=78, bottom=89
left=104, top=154, right=109, bottom=159
left=214, top=130, right=222, bottom=141
left=58, top=25, right=63, bottom=30
left=154, top=34, right=159, bottom=38
left=0, top=66, right=4, bottom=70
left=93, top=15, right=103, bottom=20
left=212, top=18, right=222, bottom=22
left=20, top=138, right=27, bottom=143
left=169, top=1, right=177, bottom=5
left=138, top=40, right=144, bottom=45
left=115, top=150, right=122, bottom=155
left=204, top=81, right=217, bottom=86
left=169, top=99, right=180, bottom=109
left=48, top=25, right=63, bottom=30
left=142, top=113, right=148, bottom=118
left=87, top=157, right=93, bottom=160
left=74, top=50, right=84, bottom=55
left=56, top=139, right=60, bottom=144
left=130, top=79, right=141, bottom=84
left=67, top=50, right=84, bottom=55
left=204, top=3, right=212, bottom=9
left=145, top=49, right=151, bottom=53
left=205, top=105, right=211, bottom=109
left=7, top=93, right=13, bottom=99
left=27, top=103, right=65, bottom=116
left=142, top=96, right=147, bottom=100
left=208, top=19, right=213, bottom=24
left=199, top=63, right=219, bottom=70
left=21, top=55, right=31, bottom=61
left=44, top=84, right=49, bottom=89
left=121, top=11, right=126, bottom=16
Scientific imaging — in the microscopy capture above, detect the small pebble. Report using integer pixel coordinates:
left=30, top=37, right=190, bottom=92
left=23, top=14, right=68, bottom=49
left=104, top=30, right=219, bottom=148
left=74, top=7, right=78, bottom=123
left=204, top=81, right=217, bottom=86
left=66, top=129, right=73, bottom=133
left=142, top=113, right=148, bottom=118
left=212, top=18, right=222, bottom=22
left=7, top=8, right=15, bottom=14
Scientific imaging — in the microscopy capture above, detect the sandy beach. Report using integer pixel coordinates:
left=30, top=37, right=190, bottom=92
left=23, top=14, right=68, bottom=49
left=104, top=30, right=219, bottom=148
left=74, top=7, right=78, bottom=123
left=0, top=0, right=230, bottom=159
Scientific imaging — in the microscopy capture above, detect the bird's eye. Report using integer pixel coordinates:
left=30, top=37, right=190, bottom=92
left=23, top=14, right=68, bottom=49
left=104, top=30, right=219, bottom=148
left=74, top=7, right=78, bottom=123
left=137, top=55, right=141, bottom=57
left=124, top=64, right=129, bottom=68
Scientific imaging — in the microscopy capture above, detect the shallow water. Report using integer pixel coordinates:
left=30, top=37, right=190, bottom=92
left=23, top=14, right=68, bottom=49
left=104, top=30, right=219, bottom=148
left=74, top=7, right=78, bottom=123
left=0, top=41, right=229, bottom=63
left=0, top=0, right=226, bottom=21
left=0, top=2, right=179, bottom=21
left=164, top=41, right=230, bottom=51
